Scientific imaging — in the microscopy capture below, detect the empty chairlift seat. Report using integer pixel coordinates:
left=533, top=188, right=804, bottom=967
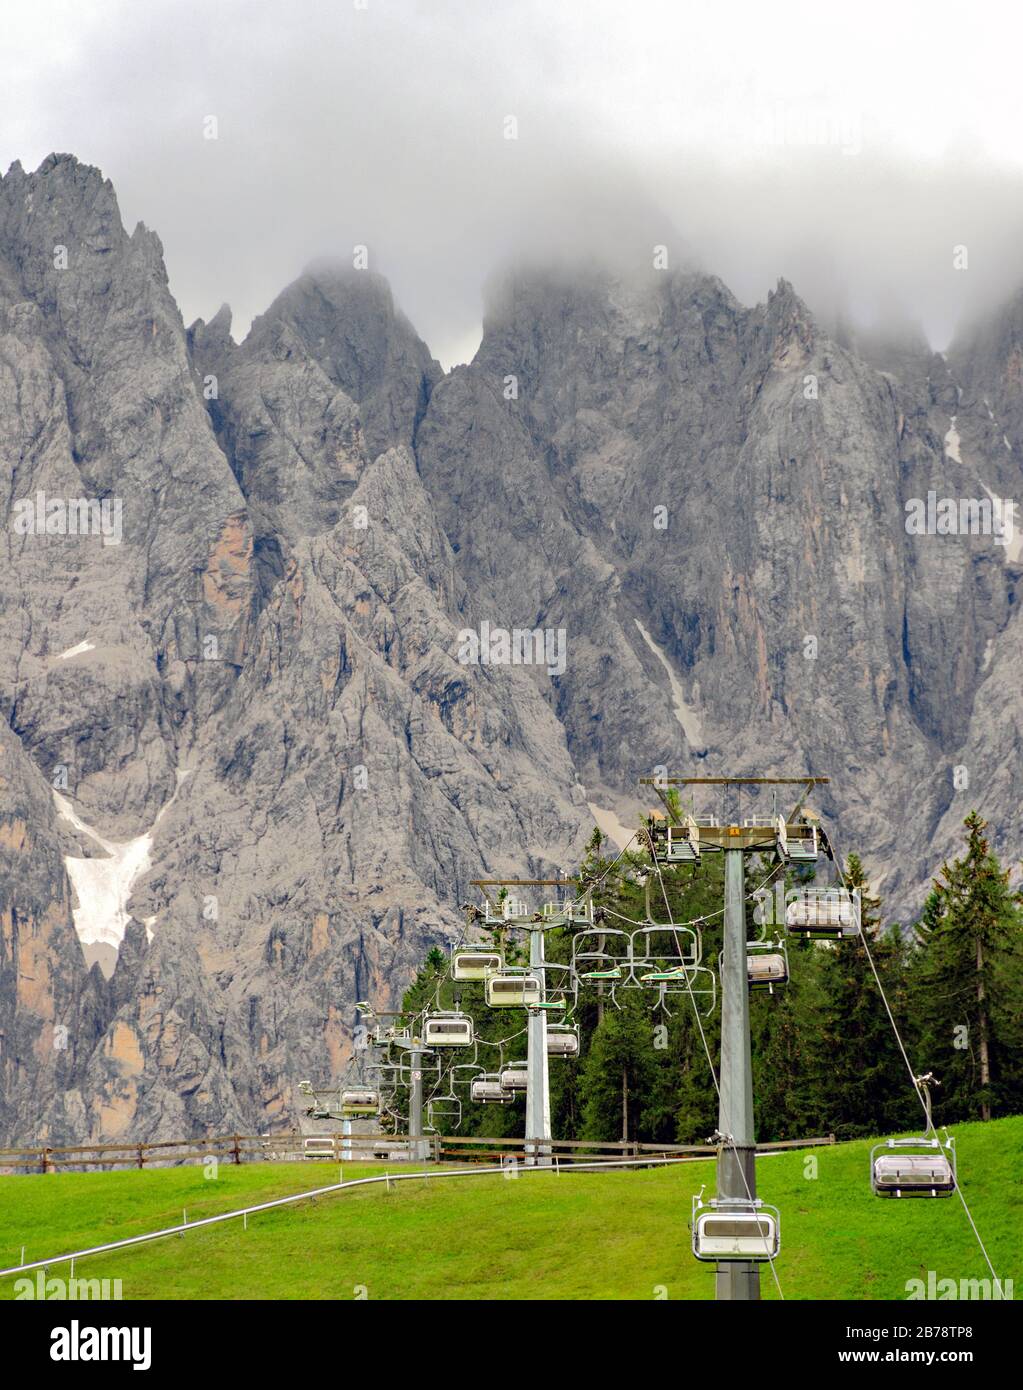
left=786, top=887, right=861, bottom=937
left=423, top=1012, right=474, bottom=1048
left=340, top=1088, right=379, bottom=1116
left=546, top=1024, right=580, bottom=1057
left=499, top=1063, right=529, bottom=1093
left=571, top=928, right=631, bottom=981
left=747, top=950, right=788, bottom=989
left=871, top=1138, right=956, bottom=1198
left=451, top=947, right=503, bottom=981
left=691, top=1199, right=781, bottom=1262
left=471, top=1074, right=507, bottom=1104
left=486, top=971, right=542, bottom=1007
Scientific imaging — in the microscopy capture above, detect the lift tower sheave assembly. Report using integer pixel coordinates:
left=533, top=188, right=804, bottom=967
left=640, top=774, right=830, bottom=1302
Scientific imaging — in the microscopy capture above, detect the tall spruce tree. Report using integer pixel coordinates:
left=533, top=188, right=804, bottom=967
left=910, top=812, right=1023, bottom=1122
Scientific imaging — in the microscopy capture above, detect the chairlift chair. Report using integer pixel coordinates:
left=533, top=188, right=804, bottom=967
left=451, top=947, right=503, bottom=981
left=571, top=927, right=631, bottom=981
left=340, top=1087, right=380, bottom=1117
left=499, top=1062, right=529, bottom=1093
left=471, top=1073, right=509, bottom=1103
left=426, top=1093, right=462, bottom=1130
left=423, top=1011, right=475, bottom=1048
left=691, top=1194, right=781, bottom=1262
left=546, top=1022, right=580, bottom=1057
left=747, top=940, right=789, bottom=991
left=485, top=970, right=542, bottom=1008
left=785, top=887, right=861, bottom=938
left=629, top=925, right=700, bottom=981
left=651, top=964, right=717, bottom=1018
left=871, top=1135, right=956, bottom=1198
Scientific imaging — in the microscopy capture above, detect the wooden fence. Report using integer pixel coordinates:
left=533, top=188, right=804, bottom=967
left=0, top=1131, right=834, bottom=1174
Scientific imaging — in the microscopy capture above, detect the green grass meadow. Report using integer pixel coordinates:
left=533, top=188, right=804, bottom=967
left=1, top=1117, right=1020, bottom=1300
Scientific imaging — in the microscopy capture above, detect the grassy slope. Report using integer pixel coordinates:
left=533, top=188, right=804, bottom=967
left=1, top=1117, right=1020, bottom=1300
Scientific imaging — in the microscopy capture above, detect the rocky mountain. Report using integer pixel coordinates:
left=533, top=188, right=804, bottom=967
left=1, top=155, right=1020, bottom=1143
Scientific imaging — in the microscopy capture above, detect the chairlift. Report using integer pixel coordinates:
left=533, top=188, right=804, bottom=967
left=499, top=1062, right=529, bottom=1093
left=747, top=941, right=789, bottom=992
left=451, top=947, right=503, bottom=981
left=426, top=1093, right=462, bottom=1130
left=485, top=970, right=542, bottom=1008
left=871, top=1135, right=956, bottom=1198
left=546, top=1023, right=580, bottom=1057
left=691, top=1194, right=781, bottom=1262
left=471, top=1073, right=509, bottom=1104
left=630, top=924, right=700, bottom=971
left=639, top=964, right=690, bottom=982
left=785, top=887, right=860, bottom=938
left=340, top=1087, right=380, bottom=1117
left=571, top=927, right=631, bottom=982
left=652, top=964, right=717, bottom=1018
left=423, top=1011, right=475, bottom=1048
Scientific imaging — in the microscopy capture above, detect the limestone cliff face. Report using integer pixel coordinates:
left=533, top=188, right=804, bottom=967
left=1, top=155, right=1020, bottom=1141
left=0, top=158, right=586, bottom=1142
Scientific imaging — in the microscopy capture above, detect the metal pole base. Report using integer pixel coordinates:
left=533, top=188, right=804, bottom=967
left=716, top=1262, right=761, bottom=1300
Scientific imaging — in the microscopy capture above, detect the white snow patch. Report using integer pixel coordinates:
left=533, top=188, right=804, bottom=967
left=586, top=800, right=635, bottom=851
left=56, top=640, right=95, bottom=661
left=54, top=793, right=154, bottom=951
left=1004, top=435, right=1013, bottom=452
left=634, top=619, right=706, bottom=751
left=944, top=416, right=962, bottom=462
left=981, top=485, right=1022, bottom=563
left=54, top=770, right=191, bottom=954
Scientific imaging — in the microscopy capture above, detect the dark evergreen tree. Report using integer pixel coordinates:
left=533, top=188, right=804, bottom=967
left=910, top=812, right=1023, bottom=1122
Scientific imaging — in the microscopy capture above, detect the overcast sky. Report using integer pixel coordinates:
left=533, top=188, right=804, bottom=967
left=4, top=0, right=1023, bottom=367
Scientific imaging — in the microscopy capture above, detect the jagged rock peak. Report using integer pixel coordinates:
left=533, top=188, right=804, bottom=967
left=241, top=261, right=442, bottom=459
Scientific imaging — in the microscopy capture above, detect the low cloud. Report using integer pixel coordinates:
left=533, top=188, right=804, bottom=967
left=3, top=0, right=1023, bottom=365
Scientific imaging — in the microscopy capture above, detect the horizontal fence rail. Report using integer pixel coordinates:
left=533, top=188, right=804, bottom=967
left=0, top=1131, right=835, bottom=1172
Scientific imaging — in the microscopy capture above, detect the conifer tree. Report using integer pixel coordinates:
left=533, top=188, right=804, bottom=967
left=910, top=812, right=1023, bottom=1122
